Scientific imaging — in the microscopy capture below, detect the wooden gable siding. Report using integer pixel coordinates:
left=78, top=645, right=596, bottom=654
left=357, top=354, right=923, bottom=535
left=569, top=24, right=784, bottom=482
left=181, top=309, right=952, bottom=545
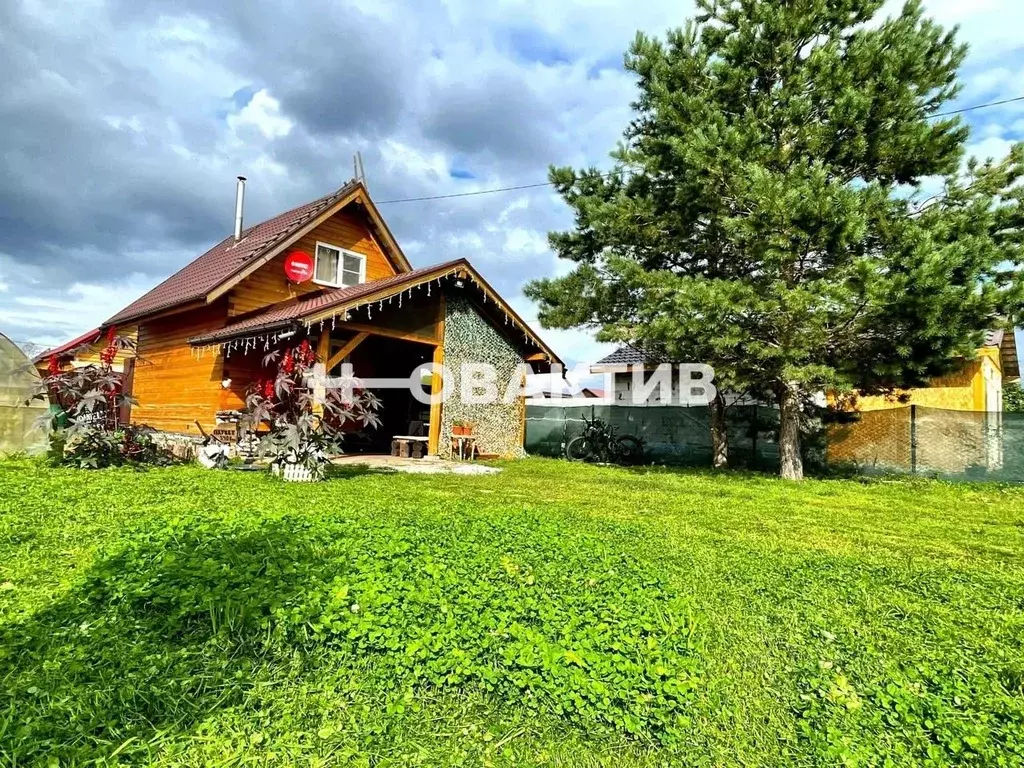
left=76, top=328, right=139, bottom=372
left=36, top=327, right=139, bottom=376
left=130, top=302, right=229, bottom=434
left=228, top=208, right=397, bottom=317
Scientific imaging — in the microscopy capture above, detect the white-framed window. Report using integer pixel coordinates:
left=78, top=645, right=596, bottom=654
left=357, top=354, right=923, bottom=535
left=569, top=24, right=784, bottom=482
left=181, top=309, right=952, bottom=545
left=314, top=242, right=366, bottom=288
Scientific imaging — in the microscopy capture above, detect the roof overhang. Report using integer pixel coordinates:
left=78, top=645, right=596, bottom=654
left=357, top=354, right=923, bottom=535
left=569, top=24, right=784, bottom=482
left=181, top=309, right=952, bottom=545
left=189, top=258, right=564, bottom=367
left=1001, top=332, right=1020, bottom=380
left=982, top=327, right=1020, bottom=380
left=32, top=328, right=102, bottom=363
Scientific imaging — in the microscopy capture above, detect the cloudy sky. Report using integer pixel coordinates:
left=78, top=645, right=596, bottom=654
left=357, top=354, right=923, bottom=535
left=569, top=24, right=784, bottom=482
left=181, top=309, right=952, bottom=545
left=1, top=0, right=1023, bottom=366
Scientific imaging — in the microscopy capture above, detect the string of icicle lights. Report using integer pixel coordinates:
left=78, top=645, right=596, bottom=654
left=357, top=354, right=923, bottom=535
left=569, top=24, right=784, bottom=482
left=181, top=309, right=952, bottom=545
left=191, top=270, right=542, bottom=359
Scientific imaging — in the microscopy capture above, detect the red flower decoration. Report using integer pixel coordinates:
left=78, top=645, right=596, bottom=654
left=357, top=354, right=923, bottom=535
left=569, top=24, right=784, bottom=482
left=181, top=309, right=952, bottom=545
left=47, top=354, right=60, bottom=376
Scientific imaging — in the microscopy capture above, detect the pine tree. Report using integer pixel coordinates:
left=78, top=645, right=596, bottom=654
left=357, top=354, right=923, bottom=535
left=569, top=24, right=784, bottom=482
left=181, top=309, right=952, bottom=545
left=1005, top=382, right=1024, bottom=414
left=527, top=0, right=1024, bottom=479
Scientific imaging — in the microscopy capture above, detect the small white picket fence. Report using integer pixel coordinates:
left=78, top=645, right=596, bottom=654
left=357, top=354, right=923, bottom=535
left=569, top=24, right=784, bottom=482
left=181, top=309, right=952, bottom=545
left=272, top=463, right=316, bottom=483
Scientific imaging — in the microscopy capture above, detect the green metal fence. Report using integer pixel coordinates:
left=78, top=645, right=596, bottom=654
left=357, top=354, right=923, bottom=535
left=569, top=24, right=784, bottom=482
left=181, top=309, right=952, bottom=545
left=525, top=403, right=780, bottom=470
left=526, top=403, right=1024, bottom=482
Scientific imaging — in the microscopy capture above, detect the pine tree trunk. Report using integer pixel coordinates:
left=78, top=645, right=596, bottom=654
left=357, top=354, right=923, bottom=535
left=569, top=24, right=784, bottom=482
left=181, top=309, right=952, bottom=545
left=710, top=392, right=729, bottom=469
left=778, top=381, right=804, bottom=481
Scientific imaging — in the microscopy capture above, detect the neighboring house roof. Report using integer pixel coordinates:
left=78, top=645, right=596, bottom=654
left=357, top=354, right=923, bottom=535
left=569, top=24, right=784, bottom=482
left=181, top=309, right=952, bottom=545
left=983, top=328, right=1020, bottom=379
left=189, top=257, right=565, bottom=366
left=591, top=343, right=667, bottom=372
left=32, top=328, right=102, bottom=363
left=105, top=180, right=411, bottom=327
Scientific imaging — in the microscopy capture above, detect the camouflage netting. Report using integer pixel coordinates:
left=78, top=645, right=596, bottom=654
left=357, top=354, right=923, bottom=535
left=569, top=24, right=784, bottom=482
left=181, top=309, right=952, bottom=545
left=441, top=295, right=526, bottom=459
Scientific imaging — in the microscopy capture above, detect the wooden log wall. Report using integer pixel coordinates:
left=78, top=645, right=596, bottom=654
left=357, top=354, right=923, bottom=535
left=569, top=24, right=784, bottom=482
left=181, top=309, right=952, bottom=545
left=130, top=303, right=229, bottom=434
left=228, top=209, right=398, bottom=316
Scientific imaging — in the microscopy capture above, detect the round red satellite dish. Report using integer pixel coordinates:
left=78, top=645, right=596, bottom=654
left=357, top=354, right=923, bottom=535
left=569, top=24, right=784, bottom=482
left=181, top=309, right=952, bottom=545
left=284, top=251, right=315, bottom=283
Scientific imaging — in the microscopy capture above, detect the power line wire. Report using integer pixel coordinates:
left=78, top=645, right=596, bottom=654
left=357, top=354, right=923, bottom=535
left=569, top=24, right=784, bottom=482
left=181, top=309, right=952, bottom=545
left=376, top=94, right=1024, bottom=205
left=932, top=94, right=1024, bottom=117
left=376, top=175, right=614, bottom=205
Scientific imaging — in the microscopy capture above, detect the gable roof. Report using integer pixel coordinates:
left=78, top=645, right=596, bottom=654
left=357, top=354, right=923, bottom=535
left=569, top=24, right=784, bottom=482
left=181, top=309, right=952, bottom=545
left=32, top=328, right=102, bottom=363
left=189, top=257, right=564, bottom=366
left=590, top=343, right=667, bottom=372
left=105, top=180, right=410, bottom=327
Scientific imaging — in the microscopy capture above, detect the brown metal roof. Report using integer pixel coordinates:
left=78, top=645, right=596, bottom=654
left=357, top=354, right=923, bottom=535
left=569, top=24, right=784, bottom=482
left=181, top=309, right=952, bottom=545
left=106, top=181, right=361, bottom=326
left=31, top=328, right=102, bottom=363
left=589, top=343, right=674, bottom=373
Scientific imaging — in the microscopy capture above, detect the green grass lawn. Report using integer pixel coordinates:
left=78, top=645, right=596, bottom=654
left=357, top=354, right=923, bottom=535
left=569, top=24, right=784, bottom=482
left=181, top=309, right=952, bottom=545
left=1, top=458, right=1022, bottom=766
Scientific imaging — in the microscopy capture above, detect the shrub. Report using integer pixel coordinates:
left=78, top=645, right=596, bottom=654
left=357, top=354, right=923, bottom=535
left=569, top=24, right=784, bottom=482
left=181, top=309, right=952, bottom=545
left=61, top=425, right=178, bottom=469
left=245, top=340, right=380, bottom=478
left=27, top=329, right=175, bottom=468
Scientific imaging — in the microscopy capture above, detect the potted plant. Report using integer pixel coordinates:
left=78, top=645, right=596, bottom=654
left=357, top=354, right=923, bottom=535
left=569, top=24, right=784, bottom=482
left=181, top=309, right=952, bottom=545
left=452, top=419, right=475, bottom=436
left=245, top=339, right=381, bottom=481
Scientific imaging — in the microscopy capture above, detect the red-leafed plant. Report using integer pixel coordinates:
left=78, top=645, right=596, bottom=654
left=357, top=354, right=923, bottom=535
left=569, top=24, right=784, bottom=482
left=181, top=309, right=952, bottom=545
left=244, top=338, right=381, bottom=479
left=27, top=329, right=171, bottom=468
left=38, top=328, right=133, bottom=430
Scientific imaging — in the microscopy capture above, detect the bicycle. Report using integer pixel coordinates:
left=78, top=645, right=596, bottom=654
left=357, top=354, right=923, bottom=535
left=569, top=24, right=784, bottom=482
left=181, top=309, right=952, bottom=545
left=565, top=414, right=644, bottom=465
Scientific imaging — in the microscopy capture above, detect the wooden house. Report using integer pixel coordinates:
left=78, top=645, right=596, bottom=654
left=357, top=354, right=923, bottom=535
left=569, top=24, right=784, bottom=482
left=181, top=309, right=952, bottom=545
left=100, top=178, right=560, bottom=458
left=33, top=327, right=138, bottom=375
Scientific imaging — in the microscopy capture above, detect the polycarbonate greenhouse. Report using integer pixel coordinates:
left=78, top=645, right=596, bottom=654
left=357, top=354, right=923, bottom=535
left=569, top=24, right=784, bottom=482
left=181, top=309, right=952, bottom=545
left=0, top=333, right=49, bottom=455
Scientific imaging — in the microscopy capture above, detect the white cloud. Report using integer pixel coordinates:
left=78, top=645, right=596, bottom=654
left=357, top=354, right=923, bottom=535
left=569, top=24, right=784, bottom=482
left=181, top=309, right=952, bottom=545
left=500, top=227, right=548, bottom=255
left=1, top=0, right=1023, bottom=366
left=227, top=89, right=294, bottom=140
left=0, top=277, right=155, bottom=345
left=380, top=139, right=449, bottom=182
left=896, top=0, right=1024, bottom=61
left=967, top=136, right=1016, bottom=164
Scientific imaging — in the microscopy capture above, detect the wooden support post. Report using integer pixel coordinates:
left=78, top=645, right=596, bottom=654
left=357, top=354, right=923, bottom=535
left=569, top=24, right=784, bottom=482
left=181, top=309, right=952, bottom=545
left=326, top=331, right=369, bottom=372
left=428, top=295, right=446, bottom=456
left=428, top=344, right=444, bottom=456
left=313, top=332, right=330, bottom=418
left=316, top=331, right=331, bottom=363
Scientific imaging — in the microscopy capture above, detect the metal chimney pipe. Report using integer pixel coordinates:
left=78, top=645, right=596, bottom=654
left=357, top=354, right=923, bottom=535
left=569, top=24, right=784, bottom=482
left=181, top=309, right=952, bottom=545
left=233, top=176, right=247, bottom=242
